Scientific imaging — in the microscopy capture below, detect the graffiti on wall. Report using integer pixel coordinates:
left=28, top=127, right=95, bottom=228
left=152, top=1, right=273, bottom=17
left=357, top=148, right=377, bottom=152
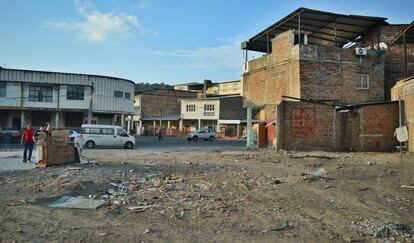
left=291, top=108, right=315, bottom=138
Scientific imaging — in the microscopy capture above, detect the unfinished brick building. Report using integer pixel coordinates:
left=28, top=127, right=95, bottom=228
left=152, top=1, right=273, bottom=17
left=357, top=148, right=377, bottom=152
left=242, top=8, right=413, bottom=151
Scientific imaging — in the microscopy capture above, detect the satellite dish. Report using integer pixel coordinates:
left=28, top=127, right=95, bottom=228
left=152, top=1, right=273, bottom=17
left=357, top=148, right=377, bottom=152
left=379, top=42, right=388, bottom=50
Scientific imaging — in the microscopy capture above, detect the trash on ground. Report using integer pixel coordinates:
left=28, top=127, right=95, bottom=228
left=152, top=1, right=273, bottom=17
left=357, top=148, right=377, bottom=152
left=49, top=196, right=105, bottom=209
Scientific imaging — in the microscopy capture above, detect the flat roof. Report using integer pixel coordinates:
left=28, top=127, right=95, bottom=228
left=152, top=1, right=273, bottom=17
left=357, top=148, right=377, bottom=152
left=243, top=7, right=388, bottom=53
left=0, top=67, right=136, bottom=85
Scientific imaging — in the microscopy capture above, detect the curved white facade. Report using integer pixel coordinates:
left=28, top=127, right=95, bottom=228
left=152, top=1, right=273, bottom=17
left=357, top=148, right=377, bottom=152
left=0, top=68, right=135, bottom=130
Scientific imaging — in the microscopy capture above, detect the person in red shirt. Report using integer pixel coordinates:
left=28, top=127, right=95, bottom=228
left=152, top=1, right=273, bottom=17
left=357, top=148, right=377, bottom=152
left=21, top=123, right=35, bottom=163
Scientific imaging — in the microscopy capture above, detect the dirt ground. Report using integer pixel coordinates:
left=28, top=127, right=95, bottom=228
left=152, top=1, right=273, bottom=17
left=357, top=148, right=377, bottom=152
left=1, top=148, right=414, bottom=242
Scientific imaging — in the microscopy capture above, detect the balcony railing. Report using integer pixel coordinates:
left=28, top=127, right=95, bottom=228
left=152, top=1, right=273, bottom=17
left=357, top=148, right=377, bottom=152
left=204, top=111, right=215, bottom=116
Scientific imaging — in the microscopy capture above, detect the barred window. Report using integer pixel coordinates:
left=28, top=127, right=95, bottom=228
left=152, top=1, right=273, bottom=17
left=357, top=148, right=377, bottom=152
left=204, top=104, right=215, bottom=112
left=67, top=85, right=84, bottom=100
left=124, top=92, right=131, bottom=99
left=29, top=85, right=53, bottom=102
left=357, top=74, right=369, bottom=89
left=186, top=104, right=195, bottom=112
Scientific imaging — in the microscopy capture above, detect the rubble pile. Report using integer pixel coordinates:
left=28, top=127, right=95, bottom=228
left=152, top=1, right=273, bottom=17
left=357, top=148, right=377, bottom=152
left=350, top=219, right=413, bottom=241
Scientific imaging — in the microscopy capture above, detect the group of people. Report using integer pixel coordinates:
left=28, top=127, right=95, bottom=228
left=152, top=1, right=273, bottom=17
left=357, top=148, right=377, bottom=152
left=21, top=123, right=51, bottom=163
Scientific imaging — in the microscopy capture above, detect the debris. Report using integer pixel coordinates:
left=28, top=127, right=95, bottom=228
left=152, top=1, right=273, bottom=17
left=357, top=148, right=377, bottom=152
left=49, top=196, right=105, bottom=209
left=66, top=166, right=82, bottom=171
left=307, top=168, right=327, bottom=182
left=128, top=205, right=158, bottom=211
left=367, top=161, right=374, bottom=165
left=351, top=220, right=413, bottom=240
left=144, top=229, right=150, bottom=234
left=323, top=185, right=332, bottom=189
left=262, top=221, right=295, bottom=233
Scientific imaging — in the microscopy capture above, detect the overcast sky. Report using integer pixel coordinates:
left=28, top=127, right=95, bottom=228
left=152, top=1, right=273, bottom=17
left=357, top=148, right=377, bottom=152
left=0, top=0, right=413, bottom=84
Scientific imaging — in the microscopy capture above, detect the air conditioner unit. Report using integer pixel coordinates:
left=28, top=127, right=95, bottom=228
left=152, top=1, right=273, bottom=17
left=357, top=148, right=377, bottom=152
left=355, top=47, right=367, bottom=56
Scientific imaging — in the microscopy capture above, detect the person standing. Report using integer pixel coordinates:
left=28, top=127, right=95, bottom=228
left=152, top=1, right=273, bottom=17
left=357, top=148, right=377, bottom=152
left=33, top=123, right=48, bottom=165
left=158, top=127, right=164, bottom=142
left=21, top=123, right=35, bottom=163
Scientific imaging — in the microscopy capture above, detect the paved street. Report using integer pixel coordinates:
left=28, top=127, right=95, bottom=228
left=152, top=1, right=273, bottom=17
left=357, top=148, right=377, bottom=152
left=0, top=137, right=246, bottom=171
left=0, top=136, right=246, bottom=151
left=134, top=136, right=246, bottom=150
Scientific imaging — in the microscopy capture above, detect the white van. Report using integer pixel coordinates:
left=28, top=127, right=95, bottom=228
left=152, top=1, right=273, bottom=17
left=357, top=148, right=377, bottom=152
left=81, top=124, right=135, bottom=149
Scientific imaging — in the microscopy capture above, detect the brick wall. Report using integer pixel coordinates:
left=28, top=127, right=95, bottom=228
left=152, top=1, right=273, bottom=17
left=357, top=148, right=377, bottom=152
left=243, top=30, right=300, bottom=108
left=361, top=25, right=414, bottom=100
left=337, top=102, right=399, bottom=151
left=300, top=44, right=385, bottom=104
left=279, top=101, right=335, bottom=151
left=278, top=101, right=398, bottom=151
left=361, top=103, right=399, bottom=151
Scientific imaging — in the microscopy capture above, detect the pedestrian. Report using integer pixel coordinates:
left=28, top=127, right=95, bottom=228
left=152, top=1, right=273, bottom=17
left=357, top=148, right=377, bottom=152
left=33, top=123, right=48, bottom=165
left=158, top=128, right=163, bottom=141
left=21, top=123, right=35, bottom=163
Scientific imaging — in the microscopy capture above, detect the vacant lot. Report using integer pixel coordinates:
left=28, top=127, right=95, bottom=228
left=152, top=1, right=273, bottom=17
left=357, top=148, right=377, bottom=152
left=0, top=148, right=413, bottom=242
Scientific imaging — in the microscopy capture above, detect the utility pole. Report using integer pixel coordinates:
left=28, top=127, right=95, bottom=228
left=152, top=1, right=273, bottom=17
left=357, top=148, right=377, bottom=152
left=246, top=106, right=254, bottom=148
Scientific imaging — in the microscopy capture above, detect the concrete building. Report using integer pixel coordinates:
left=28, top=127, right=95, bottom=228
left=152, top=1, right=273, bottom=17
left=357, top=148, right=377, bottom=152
left=0, top=68, right=135, bottom=130
left=133, top=88, right=197, bottom=136
left=180, top=96, right=248, bottom=137
left=241, top=8, right=412, bottom=150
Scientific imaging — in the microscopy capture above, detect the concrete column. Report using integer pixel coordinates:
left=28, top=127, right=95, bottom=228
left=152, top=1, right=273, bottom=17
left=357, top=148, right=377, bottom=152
left=198, top=119, right=201, bottom=129
left=153, top=120, right=156, bottom=136
left=179, top=119, right=183, bottom=132
left=20, top=110, right=25, bottom=130
left=137, top=120, right=142, bottom=135
left=167, top=120, right=171, bottom=136
left=113, top=114, right=117, bottom=125
left=237, top=124, right=240, bottom=138
left=54, top=112, right=60, bottom=129
left=121, top=113, right=125, bottom=129
left=247, top=107, right=254, bottom=148
left=127, top=118, right=131, bottom=133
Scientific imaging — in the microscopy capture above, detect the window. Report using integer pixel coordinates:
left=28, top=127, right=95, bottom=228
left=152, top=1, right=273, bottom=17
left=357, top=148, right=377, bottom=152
left=114, top=91, right=123, bottom=98
left=186, top=104, right=195, bottom=112
left=101, top=128, right=114, bottom=135
left=117, top=128, right=128, bottom=137
left=67, top=85, right=84, bottom=100
left=0, top=83, right=6, bottom=97
left=204, top=104, right=215, bottom=112
left=357, top=74, right=370, bottom=89
left=82, top=128, right=101, bottom=134
left=29, top=85, right=53, bottom=102
left=124, top=92, right=131, bottom=99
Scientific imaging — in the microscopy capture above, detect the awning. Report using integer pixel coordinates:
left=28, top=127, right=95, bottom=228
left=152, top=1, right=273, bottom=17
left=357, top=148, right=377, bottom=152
left=243, top=7, right=388, bottom=53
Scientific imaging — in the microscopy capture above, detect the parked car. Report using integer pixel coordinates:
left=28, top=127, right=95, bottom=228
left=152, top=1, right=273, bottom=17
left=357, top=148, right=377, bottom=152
left=187, top=128, right=215, bottom=142
left=81, top=124, right=135, bottom=149
left=0, top=128, right=21, bottom=143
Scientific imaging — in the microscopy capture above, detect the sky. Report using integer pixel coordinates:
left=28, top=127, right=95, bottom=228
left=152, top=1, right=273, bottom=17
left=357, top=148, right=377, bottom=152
left=0, top=0, right=413, bottom=84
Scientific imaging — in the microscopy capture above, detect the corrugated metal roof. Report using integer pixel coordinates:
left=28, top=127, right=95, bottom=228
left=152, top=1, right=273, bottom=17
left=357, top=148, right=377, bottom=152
left=243, top=7, right=388, bottom=53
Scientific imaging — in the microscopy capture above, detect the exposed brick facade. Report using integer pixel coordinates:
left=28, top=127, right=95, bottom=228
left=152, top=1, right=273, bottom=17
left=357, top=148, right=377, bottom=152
left=277, top=101, right=399, bottom=151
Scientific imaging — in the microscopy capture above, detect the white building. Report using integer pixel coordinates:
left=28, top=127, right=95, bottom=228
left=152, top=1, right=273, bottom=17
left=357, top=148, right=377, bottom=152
left=0, top=68, right=135, bottom=130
